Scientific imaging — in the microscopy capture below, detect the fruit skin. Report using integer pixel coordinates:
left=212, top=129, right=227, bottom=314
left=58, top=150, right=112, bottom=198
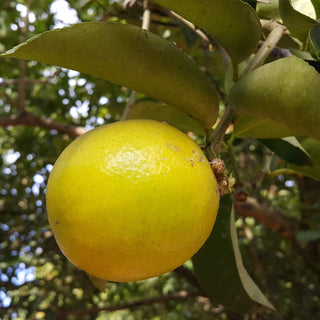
left=46, top=119, right=219, bottom=282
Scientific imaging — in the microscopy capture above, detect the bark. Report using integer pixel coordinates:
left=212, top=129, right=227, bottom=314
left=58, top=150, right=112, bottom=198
left=0, top=112, right=87, bottom=137
left=234, top=197, right=296, bottom=238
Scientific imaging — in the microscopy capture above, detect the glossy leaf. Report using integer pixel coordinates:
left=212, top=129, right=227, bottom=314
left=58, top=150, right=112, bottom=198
left=259, top=138, right=314, bottom=166
left=1, top=22, right=219, bottom=129
left=291, top=0, right=317, bottom=18
left=127, top=100, right=205, bottom=135
left=152, top=0, right=262, bottom=63
left=192, top=196, right=274, bottom=313
left=234, top=115, right=302, bottom=138
left=279, top=0, right=317, bottom=42
left=229, top=56, right=320, bottom=141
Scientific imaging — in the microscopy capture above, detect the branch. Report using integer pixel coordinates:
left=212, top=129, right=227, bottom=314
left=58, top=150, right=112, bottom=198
left=174, top=266, right=209, bottom=297
left=210, top=105, right=235, bottom=155
left=56, top=291, right=205, bottom=318
left=169, top=10, right=210, bottom=44
left=234, top=197, right=297, bottom=238
left=242, top=21, right=288, bottom=77
left=0, top=69, right=62, bottom=87
left=121, top=90, right=138, bottom=121
left=210, top=21, right=288, bottom=154
left=121, top=0, right=150, bottom=120
left=0, top=112, right=87, bottom=137
left=234, top=198, right=320, bottom=281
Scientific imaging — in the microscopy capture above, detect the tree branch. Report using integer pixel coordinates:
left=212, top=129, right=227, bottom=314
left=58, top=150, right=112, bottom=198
left=16, top=0, right=33, bottom=112
left=121, top=0, right=150, bottom=120
left=0, top=69, right=61, bottom=87
left=235, top=197, right=320, bottom=281
left=242, top=21, right=288, bottom=77
left=174, top=266, right=209, bottom=297
left=0, top=112, right=87, bottom=137
left=234, top=197, right=297, bottom=239
left=169, top=10, right=210, bottom=44
left=56, top=291, right=205, bottom=318
left=211, top=21, right=288, bottom=155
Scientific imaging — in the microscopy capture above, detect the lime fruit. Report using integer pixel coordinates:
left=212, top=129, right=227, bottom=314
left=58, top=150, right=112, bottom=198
left=46, top=119, right=219, bottom=282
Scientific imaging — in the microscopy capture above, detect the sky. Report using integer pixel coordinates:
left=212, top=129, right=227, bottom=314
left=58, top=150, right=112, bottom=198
left=1, top=0, right=80, bottom=309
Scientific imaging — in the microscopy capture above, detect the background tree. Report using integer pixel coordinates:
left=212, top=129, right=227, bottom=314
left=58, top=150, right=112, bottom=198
left=1, top=0, right=320, bottom=319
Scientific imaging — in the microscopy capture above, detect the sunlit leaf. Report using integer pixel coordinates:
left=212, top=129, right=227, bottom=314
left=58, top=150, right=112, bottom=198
left=291, top=0, right=317, bottom=19
left=234, top=115, right=302, bottom=138
left=151, top=0, right=262, bottom=63
left=257, top=0, right=281, bottom=21
left=1, top=22, right=219, bottom=129
left=310, top=0, right=320, bottom=17
left=279, top=0, right=317, bottom=42
left=229, top=56, right=320, bottom=141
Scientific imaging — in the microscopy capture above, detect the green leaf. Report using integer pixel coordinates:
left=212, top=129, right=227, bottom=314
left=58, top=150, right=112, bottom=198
left=257, top=0, right=281, bottom=21
left=287, top=163, right=320, bottom=180
left=259, top=138, right=314, bottom=166
left=291, top=0, right=317, bottom=18
left=283, top=135, right=320, bottom=180
left=192, top=196, right=274, bottom=313
left=1, top=22, right=219, bottom=129
left=310, top=0, right=320, bottom=18
left=296, top=229, right=320, bottom=243
left=229, top=56, right=320, bottom=141
left=309, top=24, right=320, bottom=57
left=127, top=100, right=205, bottom=136
left=229, top=207, right=275, bottom=312
left=279, top=0, right=317, bottom=42
left=224, top=60, right=248, bottom=94
left=234, top=115, right=303, bottom=138
left=256, top=0, right=302, bottom=50
left=151, top=0, right=262, bottom=63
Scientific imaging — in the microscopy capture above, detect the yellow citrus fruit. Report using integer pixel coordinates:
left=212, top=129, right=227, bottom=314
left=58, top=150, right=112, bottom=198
left=46, top=119, right=219, bottom=282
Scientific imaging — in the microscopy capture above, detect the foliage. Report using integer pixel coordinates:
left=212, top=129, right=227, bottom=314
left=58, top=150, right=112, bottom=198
left=1, top=0, right=320, bottom=319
